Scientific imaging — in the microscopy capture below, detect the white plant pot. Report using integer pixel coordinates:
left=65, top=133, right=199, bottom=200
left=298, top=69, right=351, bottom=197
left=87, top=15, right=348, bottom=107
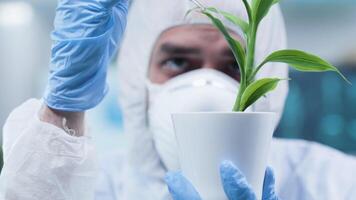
left=171, top=112, right=277, bottom=200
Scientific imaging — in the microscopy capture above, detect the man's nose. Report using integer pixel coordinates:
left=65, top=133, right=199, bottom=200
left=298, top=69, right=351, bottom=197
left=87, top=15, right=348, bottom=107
left=201, top=62, right=222, bottom=70
left=202, top=61, right=220, bottom=70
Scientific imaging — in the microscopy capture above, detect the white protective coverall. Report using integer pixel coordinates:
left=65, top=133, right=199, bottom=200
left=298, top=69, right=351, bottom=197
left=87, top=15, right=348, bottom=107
left=1, top=0, right=356, bottom=200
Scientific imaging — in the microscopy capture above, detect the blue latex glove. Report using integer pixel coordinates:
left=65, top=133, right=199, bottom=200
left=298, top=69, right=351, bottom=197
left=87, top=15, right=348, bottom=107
left=165, top=161, right=279, bottom=200
left=44, top=0, right=129, bottom=111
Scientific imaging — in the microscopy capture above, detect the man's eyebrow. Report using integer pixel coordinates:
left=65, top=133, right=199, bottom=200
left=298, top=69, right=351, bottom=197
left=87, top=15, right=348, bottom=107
left=160, top=43, right=201, bottom=54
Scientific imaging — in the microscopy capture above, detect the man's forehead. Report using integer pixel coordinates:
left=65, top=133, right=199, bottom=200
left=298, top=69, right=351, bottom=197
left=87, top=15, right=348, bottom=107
left=158, top=24, right=218, bottom=42
left=164, top=24, right=219, bottom=34
left=156, top=24, right=243, bottom=47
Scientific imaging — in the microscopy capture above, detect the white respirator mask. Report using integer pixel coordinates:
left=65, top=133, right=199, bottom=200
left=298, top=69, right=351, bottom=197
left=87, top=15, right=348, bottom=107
left=147, top=68, right=250, bottom=171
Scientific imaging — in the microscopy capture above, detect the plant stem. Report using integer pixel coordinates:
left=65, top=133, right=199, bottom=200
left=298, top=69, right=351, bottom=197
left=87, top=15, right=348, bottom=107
left=233, top=22, right=258, bottom=112
left=233, top=80, right=246, bottom=111
left=245, top=22, right=257, bottom=80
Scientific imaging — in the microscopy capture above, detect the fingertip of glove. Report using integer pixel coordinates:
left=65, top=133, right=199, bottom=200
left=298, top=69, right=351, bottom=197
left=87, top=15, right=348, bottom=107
left=264, top=166, right=276, bottom=184
left=220, top=160, right=234, bottom=169
left=220, top=160, right=240, bottom=177
left=266, top=166, right=274, bottom=174
left=165, top=171, right=183, bottom=184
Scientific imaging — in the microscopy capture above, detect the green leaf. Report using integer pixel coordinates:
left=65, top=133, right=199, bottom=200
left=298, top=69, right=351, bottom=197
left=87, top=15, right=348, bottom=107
left=206, top=7, right=249, bottom=35
left=259, top=49, right=351, bottom=84
left=184, top=6, right=200, bottom=19
left=240, top=78, right=283, bottom=111
left=202, top=11, right=246, bottom=74
left=252, top=0, right=275, bottom=24
left=189, top=0, right=206, bottom=10
left=242, top=0, right=253, bottom=23
left=273, top=0, right=281, bottom=5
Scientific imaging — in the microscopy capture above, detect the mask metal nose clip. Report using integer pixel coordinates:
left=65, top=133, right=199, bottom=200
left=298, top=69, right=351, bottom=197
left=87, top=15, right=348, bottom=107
left=192, top=78, right=236, bottom=94
left=152, top=69, right=239, bottom=97
left=168, top=78, right=236, bottom=94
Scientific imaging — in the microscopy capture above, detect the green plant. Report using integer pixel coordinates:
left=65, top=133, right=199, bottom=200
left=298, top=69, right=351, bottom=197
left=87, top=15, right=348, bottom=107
left=188, top=0, right=350, bottom=112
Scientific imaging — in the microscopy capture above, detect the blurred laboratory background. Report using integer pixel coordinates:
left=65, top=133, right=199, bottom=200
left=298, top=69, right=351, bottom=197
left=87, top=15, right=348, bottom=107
left=0, top=0, right=355, bottom=166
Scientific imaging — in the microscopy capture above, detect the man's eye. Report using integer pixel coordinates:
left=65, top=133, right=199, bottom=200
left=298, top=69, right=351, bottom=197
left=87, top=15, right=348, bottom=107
left=162, top=58, right=189, bottom=71
left=222, top=60, right=241, bottom=81
left=228, top=61, right=240, bottom=74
